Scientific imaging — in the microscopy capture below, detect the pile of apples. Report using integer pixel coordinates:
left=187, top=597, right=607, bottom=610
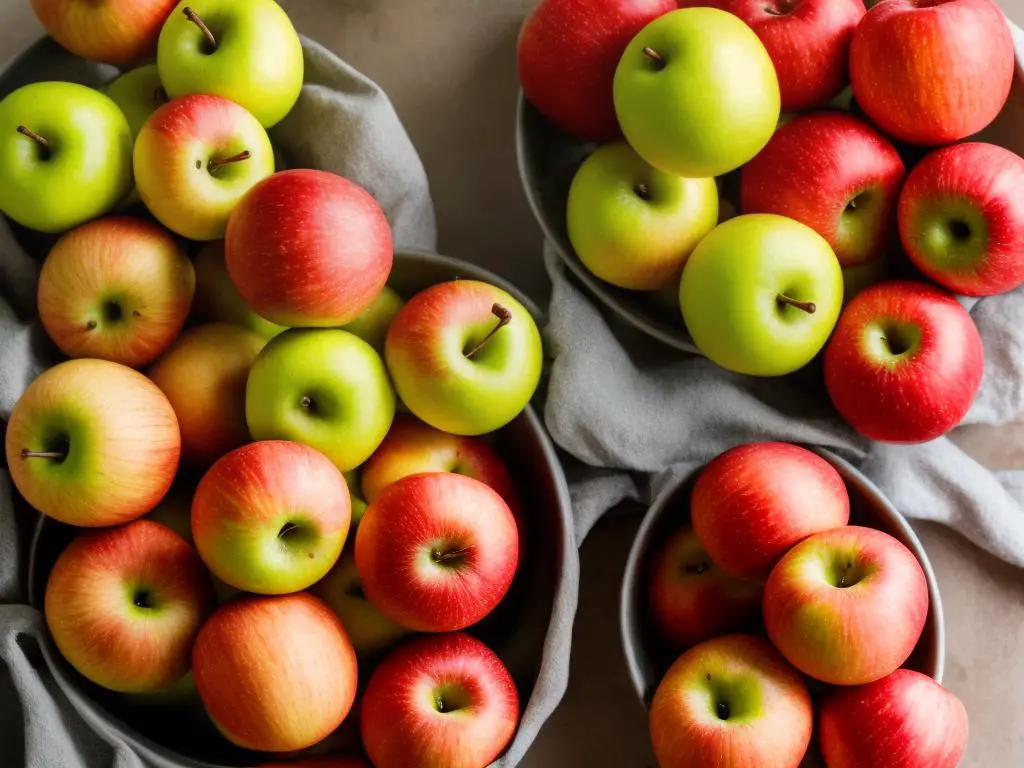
left=2, top=1, right=547, bottom=767
left=519, top=0, right=1019, bottom=444
left=643, top=442, right=967, bottom=768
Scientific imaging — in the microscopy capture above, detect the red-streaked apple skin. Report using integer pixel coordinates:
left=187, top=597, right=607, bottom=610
left=849, top=0, right=1014, bottom=146
left=764, top=526, right=929, bottom=686
left=192, top=593, right=358, bottom=753
left=225, top=169, right=394, bottom=327
left=360, top=633, right=520, bottom=768
left=44, top=520, right=213, bottom=693
left=37, top=217, right=195, bottom=368
left=741, top=112, right=905, bottom=267
left=690, top=442, right=851, bottom=580
left=824, top=281, right=984, bottom=443
left=819, top=669, right=968, bottom=768
left=355, top=473, right=519, bottom=633
left=899, top=142, right=1024, bottom=296
left=649, top=634, right=813, bottom=768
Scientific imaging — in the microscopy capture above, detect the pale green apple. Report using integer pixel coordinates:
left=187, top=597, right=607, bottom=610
left=680, top=214, right=843, bottom=377
left=192, top=242, right=287, bottom=338
left=613, top=8, right=780, bottom=178
left=105, top=65, right=168, bottom=138
left=339, top=286, right=404, bottom=354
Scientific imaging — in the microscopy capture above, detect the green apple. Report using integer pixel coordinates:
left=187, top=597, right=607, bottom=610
left=567, top=141, right=718, bottom=291
left=157, top=0, right=304, bottom=128
left=843, top=254, right=889, bottom=305
left=344, top=470, right=368, bottom=526
left=0, top=81, right=133, bottom=233
left=246, top=329, right=396, bottom=472
left=340, top=286, right=404, bottom=355
left=192, top=242, right=287, bottom=338
left=680, top=214, right=843, bottom=377
left=613, top=7, right=780, bottom=178
left=105, top=65, right=168, bottom=138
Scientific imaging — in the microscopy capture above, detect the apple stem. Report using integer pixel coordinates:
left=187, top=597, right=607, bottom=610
left=634, top=183, right=652, bottom=201
left=16, top=125, right=49, bottom=156
left=183, top=6, right=217, bottom=52
left=21, top=450, right=66, bottom=460
left=464, top=304, right=513, bottom=359
left=642, top=47, right=666, bottom=70
left=777, top=294, right=817, bottom=314
left=208, top=150, right=251, bottom=172
left=432, top=547, right=470, bottom=563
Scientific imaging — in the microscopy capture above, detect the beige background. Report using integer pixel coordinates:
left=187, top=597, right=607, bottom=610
left=2, top=1, right=1023, bottom=765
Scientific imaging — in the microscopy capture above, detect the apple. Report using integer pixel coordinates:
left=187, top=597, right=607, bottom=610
left=679, top=214, right=844, bottom=377
left=245, top=329, right=396, bottom=472
left=649, top=634, right=812, bottom=768
left=191, top=242, right=287, bottom=338
left=37, top=217, right=195, bottom=368
left=385, top=280, right=543, bottom=436
left=30, top=0, right=178, bottom=65
left=566, top=140, right=718, bottom=290
left=740, top=112, right=906, bottom=268
left=134, top=93, right=275, bottom=242
left=0, top=81, right=133, bottom=233
left=819, top=669, right=969, bottom=768
left=157, top=0, right=304, bottom=128
left=340, top=286, right=405, bottom=354
left=849, top=0, right=1014, bottom=146
left=823, top=280, right=984, bottom=443
left=899, top=142, right=1024, bottom=296
left=764, top=525, right=929, bottom=685
left=5, top=359, right=180, bottom=527
left=45, top=520, right=212, bottom=692
left=613, top=7, right=780, bottom=178
left=360, top=633, right=519, bottom=768
left=355, top=473, right=519, bottom=633
left=192, top=593, right=358, bottom=752
left=345, top=471, right=369, bottom=525
left=225, top=169, right=394, bottom=327
left=149, top=323, right=266, bottom=466
left=192, top=440, right=351, bottom=594
left=105, top=64, right=169, bottom=139
left=145, top=483, right=196, bottom=543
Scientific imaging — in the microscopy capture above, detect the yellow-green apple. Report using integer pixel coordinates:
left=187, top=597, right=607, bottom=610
left=516, top=0, right=676, bottom=142
left=44, top=520, right=212, bottom=692
left=613, top=8, right=779, bottom=178
left=191, top=440, right=351, bottom=594
left=741, top=112, right=905, bottom=268
left=105, top=65, right=169, bottom=139
left=5, top=359, right=180, bottom=527
left=679, top=214, right=844, bottom=376
left=823, top=281, right=984, bottom=443
left=134, top=94, right=275, bottom=241
left=850, top=0, right=1014, bottom=145
left=245, top=329, right=396, bottom=472
left=0, top=81, right=133, bottom=233
left=355, top=473, right=519, bottom=633
left=192, top=593, right=358, bottom=752
left=157, top=0, right=304, bottom=128
left=191, top=242, right=286, bottom=338
left=149, top=323, right=266, bottom=466
left=37, top=217, right=195, bottom=368
left=30, top=0, right=178, bottom=65
left=566, top=140, right=718, bottom=290
left=649, top=634, right=812, bottom=768
left=225, top=170, right=394, bottom=327
left=345, top=470, right=369, bottom=525
left=360, top=633, right=519, bottom=768
left=384, top=280, right=543, bottom=436
left=763, top=526, right=929, bottom=685
left=899, top=142, right=1024, bottom=296
left=649, top=525, right=763, bottom=651
left=819, top=669, right=969, bottom=768
left=340, top=286, right=404, bottom=355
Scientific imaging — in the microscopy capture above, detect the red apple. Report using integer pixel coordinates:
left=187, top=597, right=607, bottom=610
left=741, top=112, right=905, bottom=267
left=649, top=634, right=812, bottom=768
left=849, top=0, right=1014, bottom=146
left=355, top=473, right=519, bottom=633
left=360, top=633, right=519, bottom=768
left=30, top=0, right=178, bottom=65
left=764, top=526, right=929, bottom=686
left=690, top=442, right=850, bottom=581
left=225, top=169, right=393, bottom=327
left=819, top=669, right=968, bottom=768
left=824, top=280, right=984, bottom=443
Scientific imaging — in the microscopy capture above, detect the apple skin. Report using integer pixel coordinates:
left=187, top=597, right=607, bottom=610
left=649, top=634, right=813, bottom=768
left=360, top=633, right=519, bottom=768
left=340, top=285, right=404, bottom=355
left=741, top=112, right=906, bottom=268
left=191, top=440, right=351, bottom=594
left=763, top=525, right=929, bottom=686
left=355, top=473, right=519, bottom=633
left=44, top=520, right=213, bottom=693
left=345, top=470, right=369, bottom=525
left=823, top=280, right=984, bottom=443
left=192, top=593, right=358, bottom=753
left=37, top=217, right=195, bottom=368
left=899, top=142, right=1024, bottom=297
left=5, top=359, right=180, bottom=527
left=819, top=669, right=969, bottom=768
left=849, top=0, right=1014, bottom=146
left=105, top=64, right=169, bottom=139
left=191, top=242, right=287, bottom=338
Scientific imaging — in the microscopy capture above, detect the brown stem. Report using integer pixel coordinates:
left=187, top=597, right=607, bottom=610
left=21, top=450, right=66, bottom=460
left=17, top=125, right=49, bottom=154
left=642, top=47, right=666, bottom=68
left=777, top=294, right=817, bottom=314
left=465, top=304, right=513, bottom=359
left=183, top=7, right=217, bottom=51
left=634, top=183, right=652, bottom=201
left=207, top=150, right=251, bottom=172
left=432, top=547, right=470, bottom=563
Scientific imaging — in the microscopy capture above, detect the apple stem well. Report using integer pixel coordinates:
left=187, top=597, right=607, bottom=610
left=642, top=47, right=667, bottom=71
left=777, top=294, right=817, bottom=315
left=183, top=7, right=218, bottom=52
left=634, top=183, right=653, bottom=201
left=207, top=151, right=252, bottom=173
left=16, top=125, right=49, bottom=157
left=464, top=304, right=513, bottom=359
